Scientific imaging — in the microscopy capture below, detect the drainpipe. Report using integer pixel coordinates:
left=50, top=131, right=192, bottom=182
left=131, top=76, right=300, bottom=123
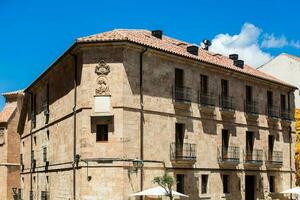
left=71, top=53, right=78, bottom=200
left=27, top=90, right=33, bottom=199
left=139, top=48, right=147, bottom=198
left=289, top=125, right=292, bottom=200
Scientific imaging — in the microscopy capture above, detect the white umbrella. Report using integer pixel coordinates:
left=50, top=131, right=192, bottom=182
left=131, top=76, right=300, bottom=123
left=130, top=186, right=189, bottom=197
left=281, top=187, right=300, bottom=194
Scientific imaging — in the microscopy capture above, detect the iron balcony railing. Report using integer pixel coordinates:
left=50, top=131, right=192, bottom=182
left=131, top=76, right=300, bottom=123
left=172, top=85, right=192, bottom=103
left=170, top=143, right=196, bottom=161
left=266, top=151, right=283, bottom=166
left=244, top=100, right=259, bottom=115
left=220, top=96, right=235, bottom=111
left=218, top=146, right=240, bottom=163
left=280, top=109, right=292, bottom=121
left=199, top=92, right=216, bottom=107
left=244, top=149, right=263, bottom=164
left=266, top=105, right=279, bottom=118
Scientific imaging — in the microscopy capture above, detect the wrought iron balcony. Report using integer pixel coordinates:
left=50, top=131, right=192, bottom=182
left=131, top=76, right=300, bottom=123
left=170, top=142, right=196, bottom=161
left=244, top=100, right=259, bottom=115
left=218, top=146, right=240, bottom=163
left=172, top=86, right=192, bottom=103
left=199, top=92, right=216, bottom=107
left=266, top=151, right=283, bottom=167
left=244, top=149, right=263, bottom=165
left=220, top=96, right=235, bottom=111
left=266, top=105, right=279, bottom=119
left=280, top=109, right=292, bottom=121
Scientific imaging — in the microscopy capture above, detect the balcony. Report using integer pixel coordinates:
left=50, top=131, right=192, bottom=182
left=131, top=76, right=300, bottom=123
left=218, top=146, right=240, bottom=165
left=244, top=149, right=263, bottom=166
left=266, top=105, right=279, bottom=119
left=280, top=109, right=292, bottom=121
left=266, top=151, right=283, bottom=168
left=170, top=143, right=196, bottom=162
left=244, top=101, right=259, bottom=115
left=172, top=86, right=192, bottom=104
left=199, top=92, right=216, bottom=107
left=220, top=96, right=235, bottom=111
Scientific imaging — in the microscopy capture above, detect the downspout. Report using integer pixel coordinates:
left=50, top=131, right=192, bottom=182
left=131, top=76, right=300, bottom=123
left=71, top=53, right=78, bottom=200
left=289, top=125, right=292, bottom=200
left=139, top=48, right=147, bottom=197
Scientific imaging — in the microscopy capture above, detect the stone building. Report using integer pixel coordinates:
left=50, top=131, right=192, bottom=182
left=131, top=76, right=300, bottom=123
left=0, top=90, right=23, bottom=200
left=258, top=53, right=300, bottom=185
left=18, top=29, right=296, bottom=200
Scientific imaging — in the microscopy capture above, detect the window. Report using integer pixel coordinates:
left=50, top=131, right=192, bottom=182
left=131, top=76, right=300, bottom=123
left=20, top=154, right=23, bottom=165
left=267, top=91, right=273, bottom=107
left=269, top=176, right=275, bottom=192
left=280, top=94, right=286, bottom=111
left=96, top=124, right=108, bottom=142
left=176, top=174, right=185, bottom=193
left=200, top=75, right=208, bottom=94
left=43, top=83, right=50, bottom=124
left=175, top=68, right=184, bottom=86
left=222, top=175, right=230, bottom=194
left=246, top=86, right=252, bottom=102
left=201, top=175, right=209, bottom=194
left=221, top=79, right=229, bottom=97
left=31, top=93, right=37, bottom=128
left=41, top=191, right=48, bottom=200
left=175, top=123, right=184, bottom=144
left=246, top=131, right=254, bottom=154
left=43, top=147, right=47, bottom=162
left=268, top=135, right=274, bottom=154
left=222, top=129, right=229, bottom=148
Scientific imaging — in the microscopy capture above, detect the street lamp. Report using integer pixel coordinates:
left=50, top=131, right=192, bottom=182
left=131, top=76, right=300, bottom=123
left=130, top=158, right=144, bottom=174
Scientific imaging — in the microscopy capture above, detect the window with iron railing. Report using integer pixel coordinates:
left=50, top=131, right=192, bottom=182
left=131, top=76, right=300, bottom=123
left=199, top=92, right=216, bottom=107
left=173, top=85, right=192, bottom=103
left=218, top=146, right=240, bottom=163
left=267, top=151, right=283, bottom=166
left=170, top=143, right=196, bottom=161
left=244, top=149, right=263, bottom=164
left=244, top=100, right=259, bottom=114
left=220, top=96, right=235, bottom=111
left=266, top=105, right=279, bottom=118
left=280, top=108, right=292, bottom=121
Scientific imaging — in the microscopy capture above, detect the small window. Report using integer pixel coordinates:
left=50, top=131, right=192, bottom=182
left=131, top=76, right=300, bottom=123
left=96, top=124, right=109, bottom=142
left=43, top=147, right=47, bottom=162
left=201, top=175, right=209, bottom=194
left=176, top=174, right=185, bottom=193
left=222, top=175, right=230, bottom=194
left=269, top=176, right=275, bottom=192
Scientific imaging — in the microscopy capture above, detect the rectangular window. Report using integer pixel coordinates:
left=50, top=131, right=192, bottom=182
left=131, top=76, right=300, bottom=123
left=31, top=93, right=37, bottom=128
left=280, top=94, right=286, bottom=111
left=31, top=150, right=34, bottom=161
left=175, top=123, right=184, bottom=144
left=43, top=147, right=47, bottom=162
left=221, top=79, right=229, bottom=97
left=267, top=91, right=273, bottom=107
left=246, top=86, right=252, bottom=102
left=222, top=129, right=229, bottom=148
left=222, top=175, right=230, bottom=194
left=246, top=131, right=254, bottom=153
left=176, top=174, right=185, bottom=193
left=200, top=75, right=208, bottom=94
left=175, top=68, right=184, bottom=86
left=20, top=154, right=23, bottom=165
left=268, top=135, right=274, bottom=154
left=96, top=124, right=108, bottom=142
left=201, top=175, right=209, bottom=194
left=269, top=176, right=275, bottom=192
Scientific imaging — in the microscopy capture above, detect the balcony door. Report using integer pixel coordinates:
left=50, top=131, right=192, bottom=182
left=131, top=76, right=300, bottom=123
left=175, top=123, right=185, bottom=158
left=246, top=86, right=252, bottom=103
left=245, top=175, right=256, bottom=200
left=221, top=79, right=228, bottom=97
left=280, top=94, right=286, bottom=111
left=267, top=91, right=273, bottom=107
left=246, top=132, right=254, bottom=161
left=222, top=129, right=229, bottom=159
left=175, top=68, right=184, bottom=87
left=268, top=135, right=274, bottom=160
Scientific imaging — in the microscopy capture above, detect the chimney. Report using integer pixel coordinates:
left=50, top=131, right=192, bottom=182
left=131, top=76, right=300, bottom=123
left=187, top=45, right=199, bottom=56
left=202, top=39, right=211, bottom=50
left=151, top=30, right=163, bottom=39
left=229, top=54, right=239, bottom=61
left=234, top=60, right=244, bottom=69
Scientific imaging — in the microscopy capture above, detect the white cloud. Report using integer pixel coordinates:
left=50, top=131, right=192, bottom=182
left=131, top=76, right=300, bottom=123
left=291, top=40, right=300, bottom=49
left=261, top=34, right=288, bottom=48
left=209, top=23, right=272, bottom=67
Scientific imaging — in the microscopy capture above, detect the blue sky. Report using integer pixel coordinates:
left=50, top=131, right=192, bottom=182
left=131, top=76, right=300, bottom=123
left=0, top=0, right=299, bottom=109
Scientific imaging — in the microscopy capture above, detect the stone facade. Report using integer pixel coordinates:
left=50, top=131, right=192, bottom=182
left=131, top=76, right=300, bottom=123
left=0, top=91, right=23, bottom=200
left=18, top=31, right=296, bottom=200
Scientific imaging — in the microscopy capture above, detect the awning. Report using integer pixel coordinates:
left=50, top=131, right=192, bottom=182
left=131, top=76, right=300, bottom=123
left=130, top=186, right=188, bottom=197
left=281, top=186, right=300, bottom=194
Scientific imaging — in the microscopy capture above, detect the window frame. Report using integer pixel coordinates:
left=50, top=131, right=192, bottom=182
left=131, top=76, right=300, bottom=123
left=96, top=124, right=109, bottom=142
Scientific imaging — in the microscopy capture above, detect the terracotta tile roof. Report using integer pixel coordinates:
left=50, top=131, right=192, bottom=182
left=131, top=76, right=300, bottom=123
left=77, top=29, right=296, bottom=88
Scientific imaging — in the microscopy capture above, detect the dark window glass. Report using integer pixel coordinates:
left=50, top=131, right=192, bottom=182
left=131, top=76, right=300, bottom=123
left=221, top=79, right=228, bottom=97
left=223, top=175, right=230, bottom=193
left=96, top=124, right=109, bottom=142
left=269, top=176, right=275, bottom=192
left=281, top=94, right=286, bottom=110
left=43, top=147, right=47, bottom=162
left=175, top=123, right=184, bottom=144
left=176, top=174, right=185, bottom=193
left=267, top=91, right=273, bottom=107
left=246, top=86, right=252, bottom=102
left=175, top=68, right=184, bottom=86
left=200, top=75, right=208, bottom=94
left=201, top=175, right=208, bottom=194
left=246, top=131, right=254, bottom=153
left=268, top=135, right=274, bottom=154
left=222, top=129, right=229, bottom=148
left=20, top=154, right=23, bottom=165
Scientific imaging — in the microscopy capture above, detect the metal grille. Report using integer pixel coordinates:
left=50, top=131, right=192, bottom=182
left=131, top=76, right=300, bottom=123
left=244, top=149, right=263, bottom=164
left=173, top=86, right=192, bottom=103
left=199, top=92, right=216, bottom=107
left=170, top=143, right=196, bottom=161
left=266, top=105, right=279, bottom=118
left=218, top=146, right=240, bottom=162
left=245, top=101, right=259, bottom=114
left=267, top=151, right=283, bottom=165
left=220, top=96, right=235, bottom=111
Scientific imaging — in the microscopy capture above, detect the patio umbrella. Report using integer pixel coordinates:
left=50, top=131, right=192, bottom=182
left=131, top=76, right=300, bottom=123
left=130, top=186, right=189, bottom=197
left=281, top=187, right=300, bottom=200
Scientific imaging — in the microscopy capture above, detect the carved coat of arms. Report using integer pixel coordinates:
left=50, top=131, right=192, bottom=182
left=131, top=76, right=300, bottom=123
left=95, top=60, right=110, bottom=95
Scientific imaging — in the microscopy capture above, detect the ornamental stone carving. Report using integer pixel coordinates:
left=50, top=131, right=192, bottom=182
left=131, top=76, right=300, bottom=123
left=0, top=128, right=5, bottom=145
left=95, top=60, right=110, bottom=95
